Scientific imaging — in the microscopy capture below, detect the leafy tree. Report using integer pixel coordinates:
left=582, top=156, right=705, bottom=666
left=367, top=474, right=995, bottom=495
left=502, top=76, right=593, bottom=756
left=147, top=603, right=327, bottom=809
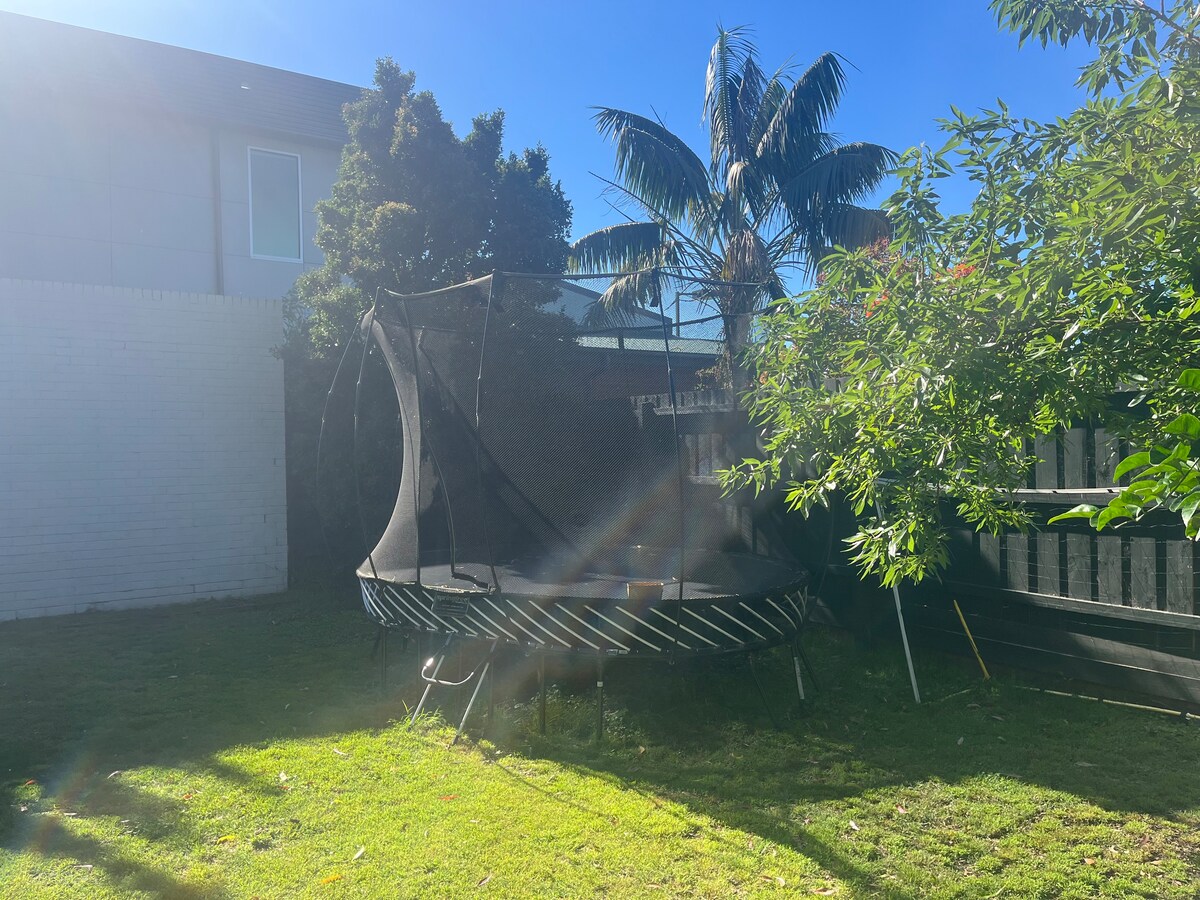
left=569, top=26, right=896, bottom=388
left=293, top=58, right=572, bottom=355
left=283, top=59, right=573, bottom=574
left=726, top=0, right=1200, bottom=586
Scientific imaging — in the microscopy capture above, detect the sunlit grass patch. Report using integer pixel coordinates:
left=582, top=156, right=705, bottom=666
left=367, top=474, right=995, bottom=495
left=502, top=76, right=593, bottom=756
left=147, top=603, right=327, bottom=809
left=2, top=586, right=1199, bottom=897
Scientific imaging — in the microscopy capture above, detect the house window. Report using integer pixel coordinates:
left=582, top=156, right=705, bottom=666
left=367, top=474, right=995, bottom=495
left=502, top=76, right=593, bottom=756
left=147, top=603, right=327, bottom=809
left=249, top=148, right=302, bottom=261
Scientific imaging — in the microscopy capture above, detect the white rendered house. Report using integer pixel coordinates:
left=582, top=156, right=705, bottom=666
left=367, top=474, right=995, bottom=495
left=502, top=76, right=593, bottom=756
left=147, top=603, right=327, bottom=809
left=0, top=12, right=361, bottom=617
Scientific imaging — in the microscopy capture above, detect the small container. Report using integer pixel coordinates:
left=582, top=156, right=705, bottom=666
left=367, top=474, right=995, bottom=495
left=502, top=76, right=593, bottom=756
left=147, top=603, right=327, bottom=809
left=627, top=580, right=664, bottom=603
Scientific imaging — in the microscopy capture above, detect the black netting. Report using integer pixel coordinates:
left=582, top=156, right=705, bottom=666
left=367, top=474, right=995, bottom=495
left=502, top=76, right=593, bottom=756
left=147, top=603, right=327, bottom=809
left=360, top=272, right=802, bottom=602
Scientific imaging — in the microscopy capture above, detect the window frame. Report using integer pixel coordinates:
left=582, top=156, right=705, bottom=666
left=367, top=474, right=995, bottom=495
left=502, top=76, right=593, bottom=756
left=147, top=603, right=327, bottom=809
left=247, top=146, right=303, bottom=263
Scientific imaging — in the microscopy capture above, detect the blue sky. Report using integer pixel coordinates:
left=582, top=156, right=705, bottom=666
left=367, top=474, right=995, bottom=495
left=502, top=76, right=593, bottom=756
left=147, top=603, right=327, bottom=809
left=3, top=1, right=1096, bottom=242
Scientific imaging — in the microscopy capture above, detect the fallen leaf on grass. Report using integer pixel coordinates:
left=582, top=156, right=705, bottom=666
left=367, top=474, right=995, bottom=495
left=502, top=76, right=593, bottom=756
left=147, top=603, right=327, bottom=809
left=320, top=874, right=343, bottom=884
left=1085, top=858, right=1096, bottom=865
left=279, top=772, right=289, bottom=782
left=957, top=737, right=964, bottom=746
left=1076, top=761, right=1097, bottom=767
left=215, top=835, right=236, bottom=845
left=848, top=821, right=860, bottom=832
left=332, top=748, right=347, bottom=757
left=23, top=780, right=36, bottom=786
left=477, top=873, right=493, bottom=886
left=439, top=794, right=458, bottom=801
left=181, top=793, right=194, bottom=801
left=811, top=889, right=838, bottom=896
left=896, top=804, right=908, bottom=814
left=759, top=875, right=785, bottom=886
left=352, top=847, right=365, bottom=861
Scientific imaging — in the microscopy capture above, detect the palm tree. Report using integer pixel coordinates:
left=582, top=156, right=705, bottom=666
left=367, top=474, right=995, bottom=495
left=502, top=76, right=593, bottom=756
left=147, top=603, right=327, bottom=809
left=569, top=26, right=896, bottom=389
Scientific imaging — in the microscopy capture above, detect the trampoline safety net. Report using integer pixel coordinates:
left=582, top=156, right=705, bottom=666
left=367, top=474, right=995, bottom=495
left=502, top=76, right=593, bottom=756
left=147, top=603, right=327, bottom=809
left=346, top=272, right=809, bottom=657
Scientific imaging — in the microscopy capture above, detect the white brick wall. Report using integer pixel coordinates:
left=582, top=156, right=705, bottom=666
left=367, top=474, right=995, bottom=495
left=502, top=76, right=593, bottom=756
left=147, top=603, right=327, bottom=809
left=0, top=279, right=287, bottom=618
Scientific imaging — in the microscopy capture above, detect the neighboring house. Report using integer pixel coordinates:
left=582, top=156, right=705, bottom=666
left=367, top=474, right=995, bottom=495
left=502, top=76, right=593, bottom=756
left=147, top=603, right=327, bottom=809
left=0, top=13, right=361, bottom=618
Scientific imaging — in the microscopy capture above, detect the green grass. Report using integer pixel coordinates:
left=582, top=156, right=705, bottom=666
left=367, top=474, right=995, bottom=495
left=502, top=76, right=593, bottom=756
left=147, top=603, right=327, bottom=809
left=1, top=585, right=1198, bottom=898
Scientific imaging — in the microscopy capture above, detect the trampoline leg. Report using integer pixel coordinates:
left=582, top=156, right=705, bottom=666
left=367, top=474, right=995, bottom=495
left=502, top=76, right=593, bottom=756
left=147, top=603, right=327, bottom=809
left=379, top=626, right=389, bottom=693
left=538, top=654, right=547, bottom=736
left=486, top=656, right=496, bottom=735
left=595, top=653, right=605, bottom=743
left=451, top=640, right=497, bottom=746
left=749, top=653, right=781, bottom=729
left=790, top=643, right=806, bottom=703
left=411, top=652, right=447, bottom=725
left=799, top=642, right=819, bottom=691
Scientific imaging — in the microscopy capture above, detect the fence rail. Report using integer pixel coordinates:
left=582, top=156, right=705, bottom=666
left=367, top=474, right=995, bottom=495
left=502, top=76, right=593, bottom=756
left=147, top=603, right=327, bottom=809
left=647, top=391, right=1200, bottom=710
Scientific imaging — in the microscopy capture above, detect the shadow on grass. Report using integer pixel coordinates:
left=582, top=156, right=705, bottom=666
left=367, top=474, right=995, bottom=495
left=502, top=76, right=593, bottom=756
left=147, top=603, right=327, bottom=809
left=0, top=586, right=392, bottom=890
left=3, top=589, right=1200, bottom=896
left=481, top=635, right=1200, bottom=894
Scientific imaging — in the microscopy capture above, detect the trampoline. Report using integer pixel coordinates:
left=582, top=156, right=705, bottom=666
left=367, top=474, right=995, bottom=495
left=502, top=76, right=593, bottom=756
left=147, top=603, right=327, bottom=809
left=325, top=271, right=812, bottom=735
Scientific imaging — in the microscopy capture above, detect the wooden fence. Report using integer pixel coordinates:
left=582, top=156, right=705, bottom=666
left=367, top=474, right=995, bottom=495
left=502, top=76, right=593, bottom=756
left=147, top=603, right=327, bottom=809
left=650, top=390, right=1200, bottom=711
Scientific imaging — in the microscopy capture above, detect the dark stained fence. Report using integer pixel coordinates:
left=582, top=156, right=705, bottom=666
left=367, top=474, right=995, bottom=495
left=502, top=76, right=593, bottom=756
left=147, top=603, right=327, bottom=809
left=653, top=394, right=1200, bottom=711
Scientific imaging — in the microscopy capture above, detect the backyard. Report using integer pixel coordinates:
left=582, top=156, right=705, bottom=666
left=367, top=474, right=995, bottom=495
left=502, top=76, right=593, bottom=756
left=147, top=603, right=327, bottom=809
left=1, top=586, right=1198, bottom=898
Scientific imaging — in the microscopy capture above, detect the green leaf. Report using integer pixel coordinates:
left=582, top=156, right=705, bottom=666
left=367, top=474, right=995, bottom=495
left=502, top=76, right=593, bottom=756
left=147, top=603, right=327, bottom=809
left=1048, top=504, right=1099, bottom=524
left=1113, top=451, right=1151, bottom=480
left=1180, top=491, right=1200, bottom=527
left=1178, top=369, right=1200, bottom=392
left=1164, top=413, right=1200, bottom=441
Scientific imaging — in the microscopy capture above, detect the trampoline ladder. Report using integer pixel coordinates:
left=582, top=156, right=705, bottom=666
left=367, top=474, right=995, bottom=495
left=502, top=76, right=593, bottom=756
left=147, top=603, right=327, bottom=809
left=409, top=637, right=499, bottom=745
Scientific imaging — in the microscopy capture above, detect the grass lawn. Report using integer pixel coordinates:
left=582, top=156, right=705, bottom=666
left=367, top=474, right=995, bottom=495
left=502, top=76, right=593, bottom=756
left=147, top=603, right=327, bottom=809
left=1, top=585, right=1198, bottom=898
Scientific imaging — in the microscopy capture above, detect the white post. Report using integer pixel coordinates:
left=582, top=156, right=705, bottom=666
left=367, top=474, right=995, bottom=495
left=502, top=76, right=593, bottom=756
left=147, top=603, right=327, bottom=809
left=876, top=496, right=922, bottom=704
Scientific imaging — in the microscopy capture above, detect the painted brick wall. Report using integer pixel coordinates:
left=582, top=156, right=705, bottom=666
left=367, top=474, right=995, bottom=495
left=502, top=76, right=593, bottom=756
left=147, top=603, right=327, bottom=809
left=0, top=279, right=287, bottom=618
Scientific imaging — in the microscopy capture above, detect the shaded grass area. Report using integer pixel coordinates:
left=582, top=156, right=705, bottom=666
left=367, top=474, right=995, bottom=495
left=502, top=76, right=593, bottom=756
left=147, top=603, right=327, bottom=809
left=1, top=585, right=1198, bottom=897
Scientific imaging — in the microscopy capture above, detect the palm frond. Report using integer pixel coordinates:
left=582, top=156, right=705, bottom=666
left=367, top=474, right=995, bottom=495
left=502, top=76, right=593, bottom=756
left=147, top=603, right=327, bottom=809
left=581, top=299, right=661, bottom=329
left=730, top=54, right=766, bottom=164
left=593, top=108, right=712, bottom=223
left=748, top=68, right=789, bottom=155
left=758, top=52, right=847, bottom=163
left=568, top=222, right=665, bottom=274
left=598, top=270, right=661, bottom=311
left=796, top=203, right=893, bottom=269
left=704, top=26, right=755, bottom=169
left=725, top=159, right=766, bottom=220
left=777, top=142, right=898, bottom=216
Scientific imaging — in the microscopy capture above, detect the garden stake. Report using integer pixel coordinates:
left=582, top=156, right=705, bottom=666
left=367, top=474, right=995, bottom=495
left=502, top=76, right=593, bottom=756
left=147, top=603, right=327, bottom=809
left=952, top=597, right=991, bottom=680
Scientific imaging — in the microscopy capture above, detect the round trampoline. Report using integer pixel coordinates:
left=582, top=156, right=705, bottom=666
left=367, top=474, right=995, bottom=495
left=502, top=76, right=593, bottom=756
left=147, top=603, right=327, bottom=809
left=327, top=271, right=812, bottom=735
